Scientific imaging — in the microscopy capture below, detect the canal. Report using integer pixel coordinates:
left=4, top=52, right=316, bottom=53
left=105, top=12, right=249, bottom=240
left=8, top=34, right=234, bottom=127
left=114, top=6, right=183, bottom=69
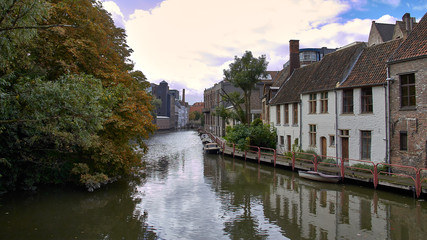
left=1, top=130, right=426, bottom=239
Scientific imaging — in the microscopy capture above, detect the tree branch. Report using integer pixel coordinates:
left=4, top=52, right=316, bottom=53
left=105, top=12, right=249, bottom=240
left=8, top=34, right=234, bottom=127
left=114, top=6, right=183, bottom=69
left=0, top=24, right=77, bottom=32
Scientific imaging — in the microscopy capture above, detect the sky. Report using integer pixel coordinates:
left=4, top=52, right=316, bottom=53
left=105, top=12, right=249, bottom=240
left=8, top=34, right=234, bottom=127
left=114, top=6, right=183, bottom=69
left=101, top=0, right=427, bottom=105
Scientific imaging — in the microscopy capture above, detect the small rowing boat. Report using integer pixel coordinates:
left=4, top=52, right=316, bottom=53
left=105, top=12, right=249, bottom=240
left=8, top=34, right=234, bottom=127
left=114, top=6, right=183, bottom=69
left=298, top=170, right=341, bottom=183
left=203, top=142, right=221, bottom=154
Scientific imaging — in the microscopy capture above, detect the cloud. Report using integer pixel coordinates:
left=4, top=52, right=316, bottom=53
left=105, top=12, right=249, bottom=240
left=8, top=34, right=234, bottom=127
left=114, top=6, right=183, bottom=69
left=413, top=3, right=427, bottom=11
left=102, top=1, right=126, bottom=27
left=124, top=0, right=353, bottom=95
left=103, top=0, right=400, bottom=104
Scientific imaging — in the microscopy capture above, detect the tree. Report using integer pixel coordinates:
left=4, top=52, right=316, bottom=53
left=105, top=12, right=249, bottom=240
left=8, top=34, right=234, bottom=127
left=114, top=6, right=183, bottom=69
left=0, top=0, right=156, bottom=191
left=223, top=51, right=268, bottom=126
left=0, top=0, right=49, bottom=73
left=0, top=74, right=114, bottom=191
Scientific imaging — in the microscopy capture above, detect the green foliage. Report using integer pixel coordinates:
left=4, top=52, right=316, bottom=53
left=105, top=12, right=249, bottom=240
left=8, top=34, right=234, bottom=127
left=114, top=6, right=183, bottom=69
left=189, top=110, right=202, bottom=121
left=0, top=74, right=114, bottom=191
left=0, top=0, right=50, bottom=72
left=225, top=124, right=250, bottom=150
left=350, top=163, right=389, bottom=173
left=223, top=51, right=268, bottom=125
left=320, top=158, right=337, bottom=164
left=0, top=0, right=156, bottom=192
left=224, top=121, right=277, bottom=150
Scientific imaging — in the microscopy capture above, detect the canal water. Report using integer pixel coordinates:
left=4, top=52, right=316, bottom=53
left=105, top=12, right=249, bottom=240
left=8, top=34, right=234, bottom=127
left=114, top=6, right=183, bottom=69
left=1, top=130, right=426, bottom=239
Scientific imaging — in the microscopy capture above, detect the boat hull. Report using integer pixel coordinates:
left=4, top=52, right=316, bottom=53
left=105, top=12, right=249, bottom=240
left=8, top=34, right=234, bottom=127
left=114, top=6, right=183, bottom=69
left=298, top=171, right=341, bottom=183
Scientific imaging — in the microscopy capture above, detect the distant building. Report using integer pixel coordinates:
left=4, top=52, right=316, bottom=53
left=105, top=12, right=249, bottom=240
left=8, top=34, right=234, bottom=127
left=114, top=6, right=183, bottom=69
left=299, top=47, right=337, bottom=67
left=368, top=12, right=417, bottom=46
left=150, top=81, right=188, bottom=130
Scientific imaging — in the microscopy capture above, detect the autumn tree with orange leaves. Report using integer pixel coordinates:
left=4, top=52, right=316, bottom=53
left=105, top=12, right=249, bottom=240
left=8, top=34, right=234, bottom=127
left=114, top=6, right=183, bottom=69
left=0, top=0, right=156, bottom=191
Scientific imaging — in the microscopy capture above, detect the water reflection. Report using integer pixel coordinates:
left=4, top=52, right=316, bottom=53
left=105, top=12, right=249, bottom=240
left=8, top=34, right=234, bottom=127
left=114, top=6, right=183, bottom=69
left=1, top=130, right=426, bottom=240
left=0, top=180, right=158, bottom=240
left=203, top=153, right=427, bottom=240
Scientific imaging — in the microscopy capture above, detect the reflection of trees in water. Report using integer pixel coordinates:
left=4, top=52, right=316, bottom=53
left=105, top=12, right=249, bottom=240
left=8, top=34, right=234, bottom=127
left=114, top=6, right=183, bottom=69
left=0, top=180, right=158, bottom=240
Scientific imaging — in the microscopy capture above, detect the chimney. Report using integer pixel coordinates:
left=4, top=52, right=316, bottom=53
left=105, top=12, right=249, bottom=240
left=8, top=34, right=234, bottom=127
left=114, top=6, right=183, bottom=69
left=289, top=40, right=300, bottom=76
left=182, top=89, right=185, bottom=103
left=403, top=13, right=411, bottom=31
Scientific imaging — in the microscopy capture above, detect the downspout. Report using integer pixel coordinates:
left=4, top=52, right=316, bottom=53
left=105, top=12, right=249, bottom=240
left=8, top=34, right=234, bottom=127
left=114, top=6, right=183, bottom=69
left=335, top=89, right=339, bottom=163
left=299, top=99, right=302, bottom=150
left=386, top=66, right=392, bottom=165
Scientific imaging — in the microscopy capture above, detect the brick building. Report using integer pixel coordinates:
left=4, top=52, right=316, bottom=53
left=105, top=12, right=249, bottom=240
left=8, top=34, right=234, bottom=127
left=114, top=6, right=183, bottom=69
left=387, top=12, right=427, bottom=168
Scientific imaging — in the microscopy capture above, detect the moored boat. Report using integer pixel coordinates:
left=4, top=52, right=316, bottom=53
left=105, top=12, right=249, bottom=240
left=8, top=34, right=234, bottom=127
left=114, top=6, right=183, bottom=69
left=203, top=142, right=221, bottom=154
left=298, top=170, right=341, bottom=183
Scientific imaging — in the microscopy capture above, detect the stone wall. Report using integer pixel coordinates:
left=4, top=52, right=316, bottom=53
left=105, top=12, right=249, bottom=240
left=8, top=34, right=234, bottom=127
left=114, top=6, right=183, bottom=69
left=389, top=57, right=427, bottom=168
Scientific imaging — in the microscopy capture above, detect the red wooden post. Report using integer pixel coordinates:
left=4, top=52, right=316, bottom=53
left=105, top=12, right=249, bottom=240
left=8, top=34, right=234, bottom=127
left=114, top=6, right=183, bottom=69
left=314, top=154, right=318, bottom=172
left=373, top=164, right=378, bottom=189
left=233, top=144, right=235, bottom=158
left=292, top=152, right=295, bottom=171
left=340, top=158, right=345, bottom=181
left=416, top=169, right=421, bottom=198
left=273, top=149, right=276, bottom=167
left=258, top=147, right=261, bottom=164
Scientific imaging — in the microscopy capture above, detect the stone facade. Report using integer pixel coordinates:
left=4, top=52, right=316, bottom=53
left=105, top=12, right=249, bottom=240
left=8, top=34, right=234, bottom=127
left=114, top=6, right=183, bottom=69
left=388, top=58, right=427, bottom=168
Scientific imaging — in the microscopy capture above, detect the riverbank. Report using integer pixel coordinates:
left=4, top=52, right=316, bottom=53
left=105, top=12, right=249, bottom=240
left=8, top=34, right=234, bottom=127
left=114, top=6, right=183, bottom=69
left=202, top=131, right=427, bottom=199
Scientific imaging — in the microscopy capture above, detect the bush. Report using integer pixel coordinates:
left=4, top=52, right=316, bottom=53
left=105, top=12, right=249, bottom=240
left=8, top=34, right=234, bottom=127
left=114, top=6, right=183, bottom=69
left=224, top=120, right=276, bottom=150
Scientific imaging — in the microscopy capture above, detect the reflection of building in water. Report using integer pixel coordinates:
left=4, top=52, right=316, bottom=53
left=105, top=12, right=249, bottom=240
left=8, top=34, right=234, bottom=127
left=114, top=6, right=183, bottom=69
left=265, top=173, right=427, bottom=239
left=203, top=156, right=426, bottom=240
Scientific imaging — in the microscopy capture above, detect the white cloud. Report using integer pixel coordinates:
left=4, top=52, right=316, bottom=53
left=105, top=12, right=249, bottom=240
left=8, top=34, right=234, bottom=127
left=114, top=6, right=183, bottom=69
left=376, top=14, right=398, bottom=23
left=102, top=1, right=126, bottom=27
left=103, top=0, right=400, bottom=104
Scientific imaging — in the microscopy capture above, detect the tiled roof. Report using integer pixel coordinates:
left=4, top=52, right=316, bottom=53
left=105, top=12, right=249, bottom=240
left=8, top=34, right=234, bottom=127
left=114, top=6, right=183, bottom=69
left=340, top=39, right=403, bottom=88
left=270, top=42, right=365, bottom=105
left=375, top=23, right=395, bottom=42
left=272, top=64, right=291, bottom=87
left=389, top=12, right=427, bottom=63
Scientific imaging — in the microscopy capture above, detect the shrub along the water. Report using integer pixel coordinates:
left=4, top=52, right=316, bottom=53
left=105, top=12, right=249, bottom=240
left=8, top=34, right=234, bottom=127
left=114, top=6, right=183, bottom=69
left=224, top=119, right=277, bottom=151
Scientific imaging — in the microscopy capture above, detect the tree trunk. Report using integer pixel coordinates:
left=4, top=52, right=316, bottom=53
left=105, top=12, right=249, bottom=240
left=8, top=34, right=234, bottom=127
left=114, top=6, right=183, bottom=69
left=245, top=91, right=251, bottom=126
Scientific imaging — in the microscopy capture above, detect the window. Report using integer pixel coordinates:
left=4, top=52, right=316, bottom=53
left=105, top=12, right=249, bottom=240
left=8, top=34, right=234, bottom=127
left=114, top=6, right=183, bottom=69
left=400, top=131, right=407, bottom=151
left=284, top=104, right=289, bottom=124
left=329, top=135, right=335, bottom=146
left=320, top=92, right=328, bottom=113
left=309, top=93, right=317, bottom=114
left=276, top=106, right=281, bottom=125
left=361, top=88, right=373, bottom=113
left=343, top=89, right=353, bottom=113
left=287, top=135, right=291, bottom=152
left=340, top=130, right=349, bottom=136
left=400, top=73, right=416, bottom=108
left=293, top=103, right=298, bottom=125
left=361, top=131, right=371, bottom=160
left=309, top=125, right=317, bottom=146
left=280, top=136, right=284, bottom=145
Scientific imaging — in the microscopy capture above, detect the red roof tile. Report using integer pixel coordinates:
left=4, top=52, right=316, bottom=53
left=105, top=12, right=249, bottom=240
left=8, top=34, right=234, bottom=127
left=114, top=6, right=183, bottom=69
left=340, top=39, right=403, bottom=88
left=270, top=42, right=365, bottom=105
left=389, top=12, right=427, bottom=63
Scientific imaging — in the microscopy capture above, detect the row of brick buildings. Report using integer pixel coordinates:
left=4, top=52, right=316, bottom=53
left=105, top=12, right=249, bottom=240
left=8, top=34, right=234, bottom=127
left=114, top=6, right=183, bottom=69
left=203, top=12, right=426, bottom=168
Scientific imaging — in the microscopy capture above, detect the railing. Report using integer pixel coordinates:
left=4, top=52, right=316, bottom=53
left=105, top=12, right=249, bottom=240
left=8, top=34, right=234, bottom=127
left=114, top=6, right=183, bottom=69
left=259, top=147, right=276, bottom=166
left=201, top=130, right=426, bottom=198
left=245, top=145, right=261, bottom=163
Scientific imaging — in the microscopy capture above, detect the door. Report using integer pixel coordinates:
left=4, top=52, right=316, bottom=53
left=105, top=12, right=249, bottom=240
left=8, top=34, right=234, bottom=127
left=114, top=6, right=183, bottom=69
left=321, top=137, right=327, bottom=157
left=341, top=137, right=349, bottom=160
